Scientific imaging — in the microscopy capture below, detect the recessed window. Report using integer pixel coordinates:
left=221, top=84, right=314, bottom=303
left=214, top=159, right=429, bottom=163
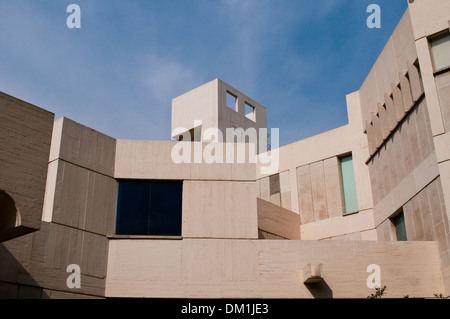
left=269, top=173, right=280, bottom=196
left=392, top=212, right=407, bottom=241
left=430, top=32, right=450, bottom=72
left=226, top=91, right=238, bottom=111
left=245, top=102, right=256, bottom=122
left=339, top=155, right=358, bottom=214
left=115, top=180, right=183, bottom=236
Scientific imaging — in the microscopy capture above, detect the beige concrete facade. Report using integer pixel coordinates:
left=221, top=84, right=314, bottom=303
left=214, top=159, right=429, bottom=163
left=1, top=0, right=450, bottom=299
left=0, top=92, right=54, bottom=242
left=172, top=78, right=268, bottom=153
left=106, top=239, right=443, bottom=299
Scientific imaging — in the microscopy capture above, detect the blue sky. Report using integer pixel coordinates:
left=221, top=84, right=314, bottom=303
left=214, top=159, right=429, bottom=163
left=0, top=0, right=408, bottom=147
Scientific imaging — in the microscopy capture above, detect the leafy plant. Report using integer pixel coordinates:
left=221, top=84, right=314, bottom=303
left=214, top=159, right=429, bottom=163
left=433, top=293, right=450, bottom=299
left=367, top=286, right=387, bottom=299
left=367, top=287, right=450, bottom=299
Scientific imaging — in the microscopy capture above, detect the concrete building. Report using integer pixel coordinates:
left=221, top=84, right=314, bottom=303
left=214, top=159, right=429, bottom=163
left=1, top=0, right=450, bottom=299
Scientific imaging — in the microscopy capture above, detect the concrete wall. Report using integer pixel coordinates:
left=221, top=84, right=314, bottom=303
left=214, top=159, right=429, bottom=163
left=408, top=0, right=450, bottom=40
left=217, top=80, right=268, bottom=153
left=254, top=85, right=373, bottom=242
left=194, top=0, right=450, bottom=294
left=436, top=72, right=450, bottom=131
left=0, top=93, right=54, bottom=242
left=375, top=176, right=450, bottom=293
left=295, top=158, right=344, bottom=224
left=0, top=117, right=117, bottom=298
left=115, top=139, right=259, bottom=240
left=115, top=140, right=256, bottom=181
left=0, top=222, right=106, bottom=299
left=359, top=10, right=419, bottom=131
left=43, top=117, right=117, bottom=234
left=258, top=170, right=293, bottom=210
left=360, top=0, right=450, bottom=293
left=106, top=239, right=444, bottom=298
left=171, top=79, right=267, bottom=152
left=172, top=79, right=218, bottom=141
left=2, top=0, right=450, bottom=299
left=257, top=198, right=300, bottom=240
left=433, top=56, right=450, bottom=293
left=368, top=99, right=435, bottom=212
left=182, top=180, right=258, bottom=239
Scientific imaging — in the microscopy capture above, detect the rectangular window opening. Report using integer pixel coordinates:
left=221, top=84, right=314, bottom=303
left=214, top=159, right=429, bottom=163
left=226, top=91, right=238, bottom=112
left=245, top=102, right=256, bottom=122
left=115, top=180, right=183, bottom=236
left=339, top=154, right=358, bottom=214
left=391, top=211, right=407, bottom=241
left=269, top=173, right=280, bottom=195
left=430, top=31, right=450, bottom=72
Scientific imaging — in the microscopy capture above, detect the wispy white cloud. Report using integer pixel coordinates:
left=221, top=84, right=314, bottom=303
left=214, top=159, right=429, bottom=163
left=143, top=55, right=204, bottom=104
left=315, top=0, right=347, bottom=18
left=216, top=0, right=346, bottom=98
left=0, top=0, right=408, bottom=146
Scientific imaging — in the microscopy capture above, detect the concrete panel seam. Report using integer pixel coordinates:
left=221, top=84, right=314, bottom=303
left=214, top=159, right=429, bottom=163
left=49, top=221, right=111, bottom=238
left=57, top=158, right=115, bottom=179
left=374, top=175, right=441, bottom=228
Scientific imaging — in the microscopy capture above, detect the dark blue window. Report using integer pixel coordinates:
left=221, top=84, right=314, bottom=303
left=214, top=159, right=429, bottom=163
left=116, top=180, right=183, bottom=236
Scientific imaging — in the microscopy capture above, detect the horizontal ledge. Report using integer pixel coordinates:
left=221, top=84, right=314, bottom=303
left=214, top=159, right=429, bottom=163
left=433, top=66, right=450, bottom=76
left=108, top=235, right=182, bottom=240
left=342, top=210, right=360, bottom=217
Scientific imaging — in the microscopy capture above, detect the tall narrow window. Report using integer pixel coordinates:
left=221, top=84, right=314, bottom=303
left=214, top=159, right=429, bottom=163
left=116, top=180, right=183, bottom=236
left=340, top=155, right=358, bottom=214
left=226, top=91, right=238, bottom=111
left=430, top=32, right=450, bottom=72
left=392, top=212, right=407, bottom=241
left=269, top=173, right=280, bottom=196
left=268, top=173, right=281, bottom=206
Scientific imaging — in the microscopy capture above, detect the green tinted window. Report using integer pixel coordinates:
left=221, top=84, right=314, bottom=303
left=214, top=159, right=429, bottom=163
left=430, top=32, right=450, bottom=71
left=340, top=155, right=358, bottom=214
left=393, top=212, right=407, bottom=241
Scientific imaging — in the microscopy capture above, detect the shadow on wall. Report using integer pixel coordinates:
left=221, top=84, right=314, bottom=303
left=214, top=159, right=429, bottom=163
left=0, top=240, right=48, bottom=299
left=0, top=221, right=108, bottom=299
left=0, top=190, right=20, bottom=241
left=304, top=280, right=333, bottom=299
